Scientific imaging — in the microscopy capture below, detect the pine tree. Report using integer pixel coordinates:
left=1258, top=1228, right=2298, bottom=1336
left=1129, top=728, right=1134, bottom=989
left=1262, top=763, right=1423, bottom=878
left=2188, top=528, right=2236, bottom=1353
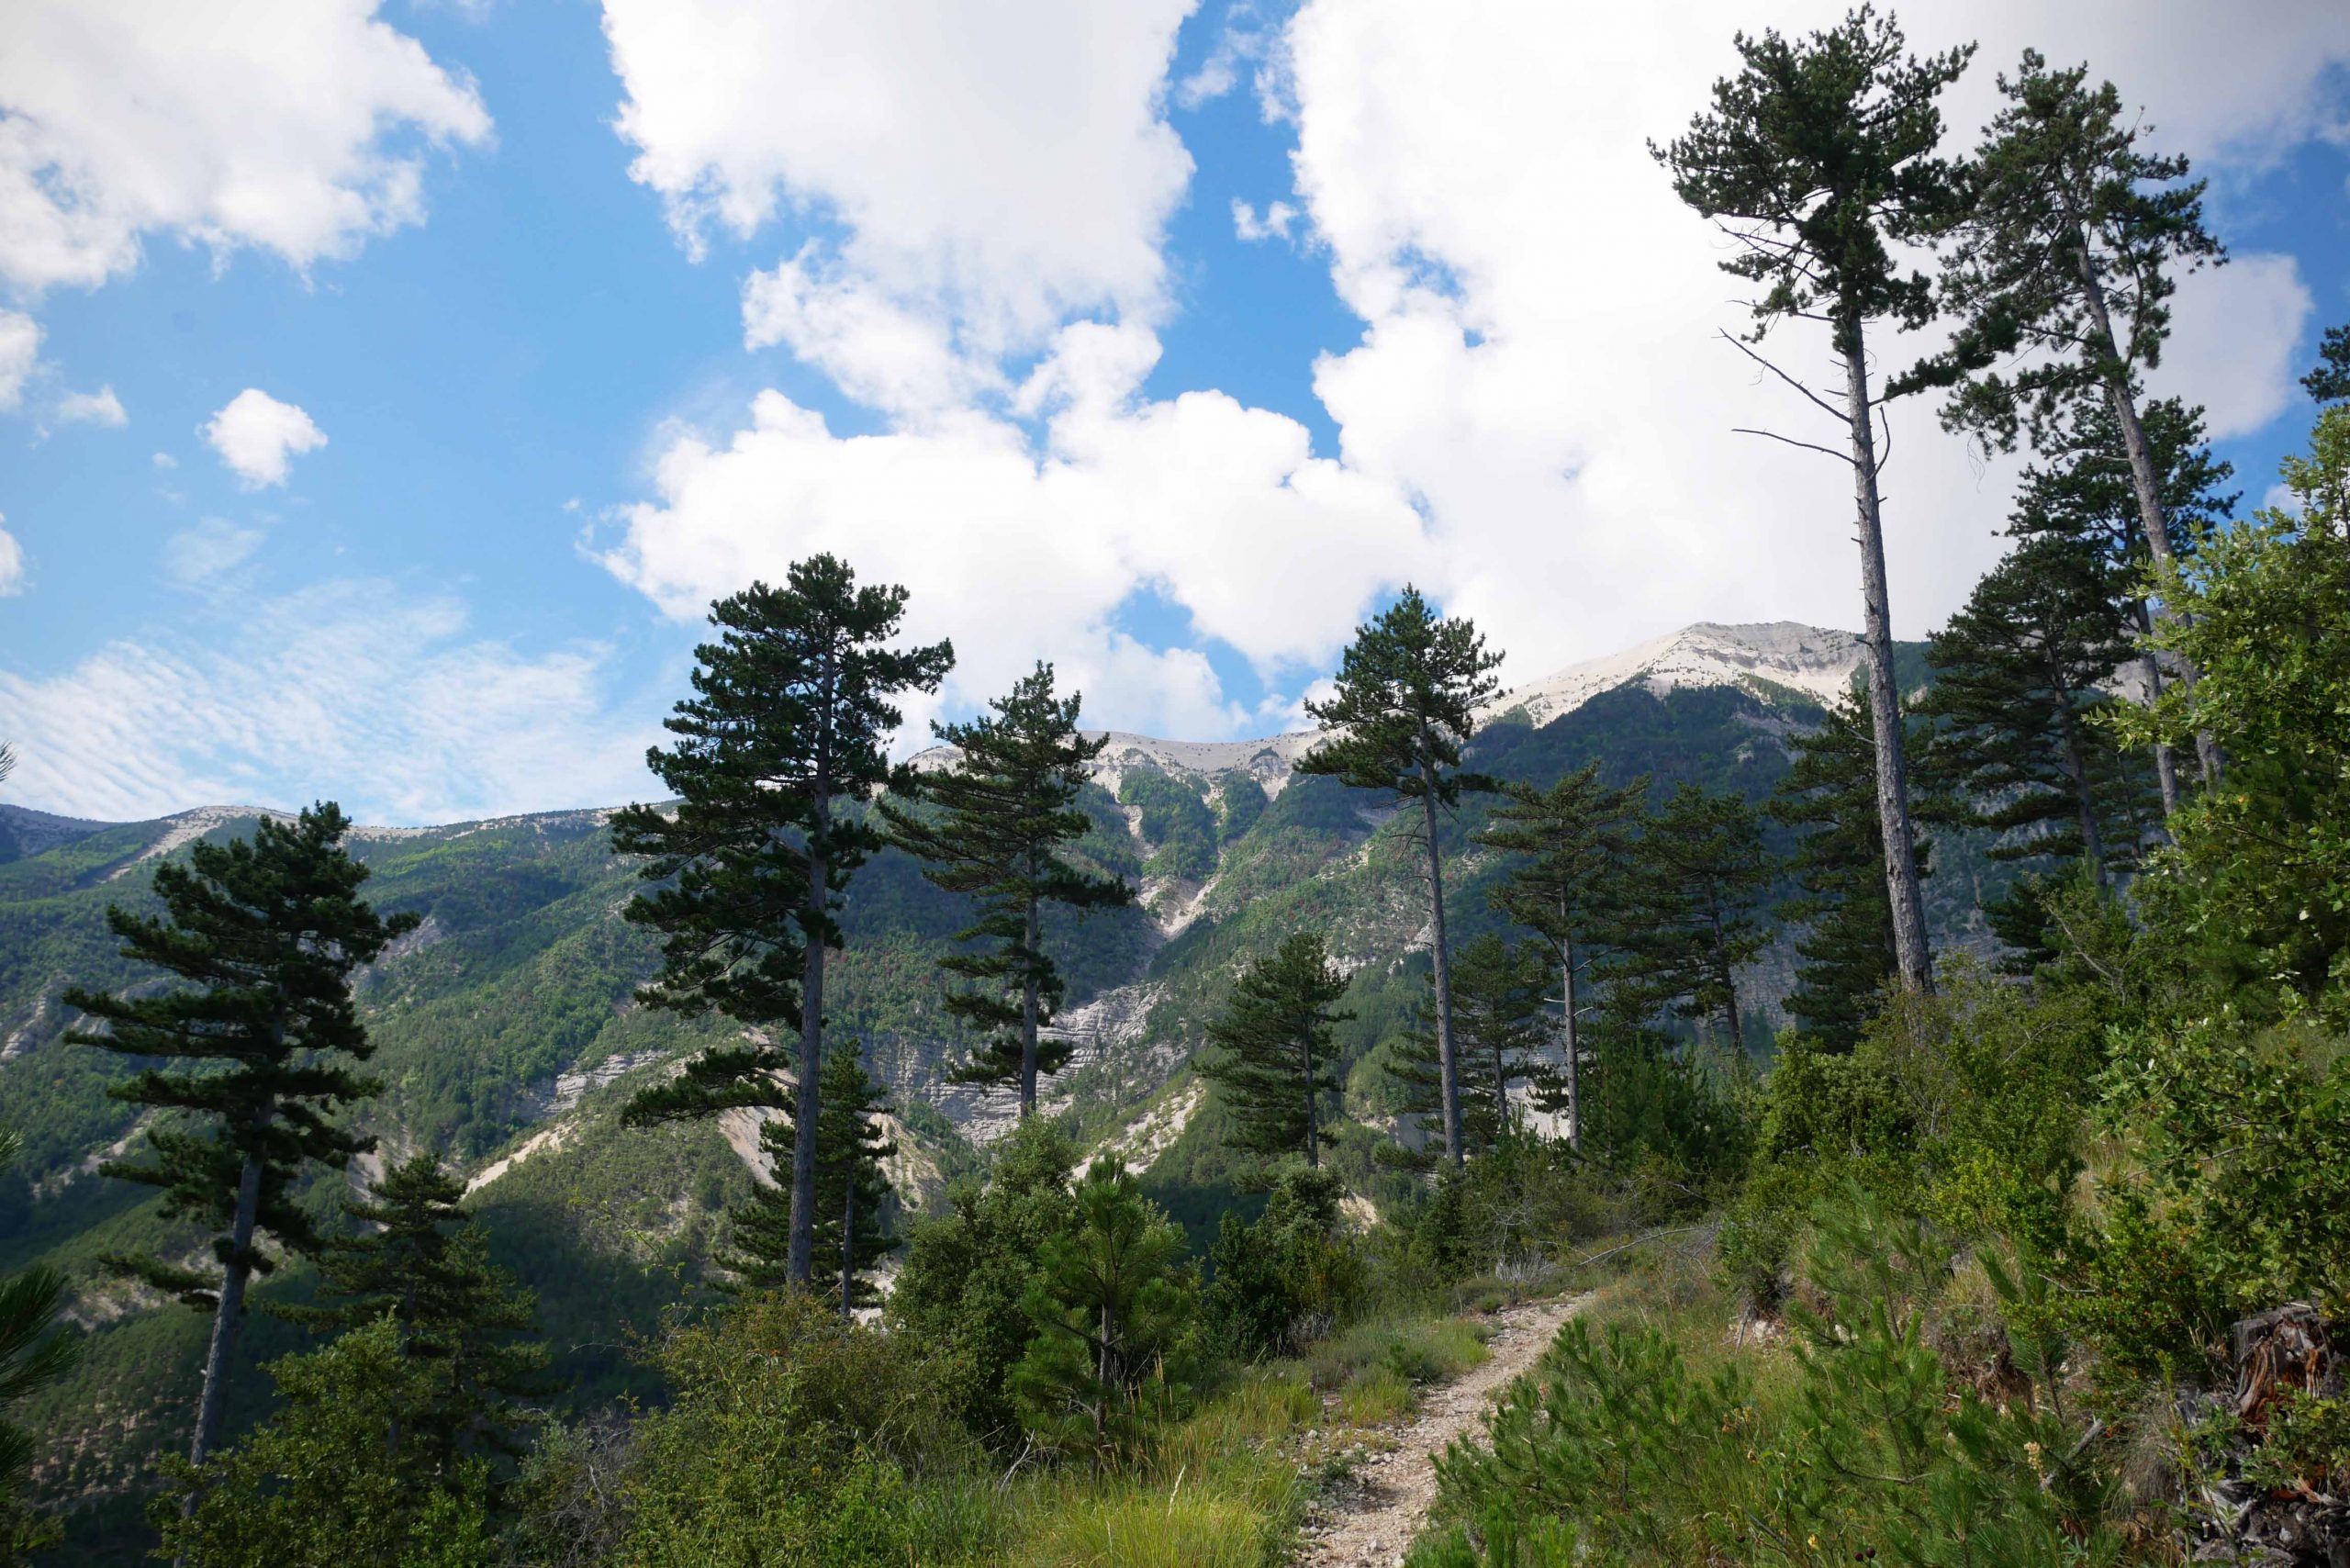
left=1197, top=934, right=1352, bottom=1168
left=2005, top=396, right=2234, bottom=816
left=1298, top=586, right=1503, bottom=1168
left=1771, top=693, right=1932, bottom=1052
left=1477, top=765, right=1642, bottom=1148
left=613, top=556, right=950, bottom=1290
left=63, top=802, right=414, bottom=1468
left=275, top=1153, right=547, bottom=1470
left=882, top=663, right=1132, bottom=1116
left=1613, top=785, right=1772, bottom=1057
left=1008, top=1159, right=1198, bottom=1458
left=0, top=1132, right=74, bottom=1563
left=1655, top=7, right=1970, bottom=995
left=722, top=1037, right=898, bottom=1316
left=1385, top=936, right=1547, bottom=1164
left=1919, top=50, right=2228, bottom=791
left=1920, top=533, right=2153, bottom=902
left=2309, top=324, right=2350, bottom=406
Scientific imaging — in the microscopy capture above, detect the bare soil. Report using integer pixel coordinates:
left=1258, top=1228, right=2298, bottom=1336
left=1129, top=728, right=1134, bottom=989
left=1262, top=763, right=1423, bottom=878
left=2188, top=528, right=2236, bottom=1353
left=1298, top=1294, right=1581, bottom=1567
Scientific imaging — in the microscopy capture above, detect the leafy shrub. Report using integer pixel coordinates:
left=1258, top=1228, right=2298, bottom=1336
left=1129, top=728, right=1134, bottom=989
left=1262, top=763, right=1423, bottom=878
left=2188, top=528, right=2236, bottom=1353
left=889, top=1117, right=1080, bottom=1445
left=590, top=1291, right=986, bottom=1567
left=1203, top=1165, right=1366, bottom=1358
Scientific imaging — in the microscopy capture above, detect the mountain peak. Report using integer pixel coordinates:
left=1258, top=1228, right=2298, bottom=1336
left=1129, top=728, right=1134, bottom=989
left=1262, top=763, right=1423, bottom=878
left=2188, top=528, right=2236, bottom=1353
left=1482, top=620, right=1864, bottom=731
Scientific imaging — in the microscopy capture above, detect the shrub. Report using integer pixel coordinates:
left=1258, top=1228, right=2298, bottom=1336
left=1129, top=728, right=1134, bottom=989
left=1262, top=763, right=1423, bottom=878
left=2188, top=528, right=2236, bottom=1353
left=889, top=1117, right=1080, bottom=1445
left=1203, top=1165, right=1366, bottom=1358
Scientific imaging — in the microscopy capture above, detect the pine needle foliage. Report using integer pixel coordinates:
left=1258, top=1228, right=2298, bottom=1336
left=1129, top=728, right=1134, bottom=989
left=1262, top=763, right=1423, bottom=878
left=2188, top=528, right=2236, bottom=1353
left=1299, top=586, right=1503, bottom=1167
left=882, top=662, right=1132, bottom=1115
left=612, top=554, right=949, bottom=1290
left=62, top=801, right=413, bottom=1464
left=722, top=1036, right=899, bottom=1316
left=1197, top=934, right=1352, bottom=1169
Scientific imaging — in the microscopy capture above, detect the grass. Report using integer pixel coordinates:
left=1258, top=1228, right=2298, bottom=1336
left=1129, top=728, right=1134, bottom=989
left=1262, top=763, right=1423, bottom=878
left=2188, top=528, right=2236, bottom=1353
left=1337, top=1365, right=1416, bottom=1425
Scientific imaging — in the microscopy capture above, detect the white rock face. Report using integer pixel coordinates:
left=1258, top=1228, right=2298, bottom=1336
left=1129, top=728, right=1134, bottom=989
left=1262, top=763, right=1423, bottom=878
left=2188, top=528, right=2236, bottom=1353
left=1479, top=621, right=1869, bottom=731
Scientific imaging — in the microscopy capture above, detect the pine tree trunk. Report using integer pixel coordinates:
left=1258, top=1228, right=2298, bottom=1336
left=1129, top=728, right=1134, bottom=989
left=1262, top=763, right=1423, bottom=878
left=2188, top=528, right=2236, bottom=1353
left=789, top=804, right=826, bottom=1291
left=1707, top=898, right=1743, bottom=1059
left=1841, top=315, right=1935, bottom=994
left=839, top=1170, right=855, bottom=1320
left=1020, top=874, right=1041, bottom=1118
left=1416, top=737, right=1463, bottom=1169
left=2052, top=687, right=2109, bottom=890
left=189, top=1145, right=264, bottom=1468
left=2075, top=238, right=2220, bottom=792
left=1301, top=1030, right=1319, bottom=1169
left=1559, top=930, right=1581, bottom=1152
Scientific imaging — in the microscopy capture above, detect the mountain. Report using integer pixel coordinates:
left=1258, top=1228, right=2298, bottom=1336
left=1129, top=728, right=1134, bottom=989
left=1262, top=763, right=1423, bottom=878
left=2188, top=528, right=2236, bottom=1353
left=0, top=619, right=1951, bottom=1542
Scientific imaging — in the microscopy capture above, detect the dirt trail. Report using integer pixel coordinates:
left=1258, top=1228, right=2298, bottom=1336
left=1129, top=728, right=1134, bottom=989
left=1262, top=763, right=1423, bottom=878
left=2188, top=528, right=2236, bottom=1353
left=1301, top=1294, right=1581, bottom=1567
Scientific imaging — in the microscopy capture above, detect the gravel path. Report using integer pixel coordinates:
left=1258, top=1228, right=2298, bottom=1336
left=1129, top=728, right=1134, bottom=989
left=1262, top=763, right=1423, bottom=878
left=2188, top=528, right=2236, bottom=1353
left=1299, top=1294, right=1581, bottom=1568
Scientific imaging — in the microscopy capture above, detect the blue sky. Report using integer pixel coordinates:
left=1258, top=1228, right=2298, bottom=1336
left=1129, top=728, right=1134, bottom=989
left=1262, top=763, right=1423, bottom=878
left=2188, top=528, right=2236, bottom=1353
left=1, top=1, right=2345, bottom=823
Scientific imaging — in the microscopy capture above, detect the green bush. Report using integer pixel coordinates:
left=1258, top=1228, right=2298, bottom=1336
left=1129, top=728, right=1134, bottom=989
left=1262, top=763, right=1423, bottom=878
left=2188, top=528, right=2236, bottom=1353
left=1203, top=1166, right=1366, bottom=1358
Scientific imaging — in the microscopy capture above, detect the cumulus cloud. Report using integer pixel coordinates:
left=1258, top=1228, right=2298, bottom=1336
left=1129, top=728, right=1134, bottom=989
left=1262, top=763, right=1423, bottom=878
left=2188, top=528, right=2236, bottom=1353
left=0, top=516, right=22, bottom=596
left=203, top=389, right=327, bottom=487
left=599, top=320, right=1427, bottom=741
left=0, top=310, right=37, bottom=409
left=599, top=0, right=2350, bottom=745
left=602, top=0, right=1195, bottom=394
left=53, top=385, right=125, bottom=427
left=0, top=580, right=662, bottom=823
left=0, top=0, right=490, bottom=295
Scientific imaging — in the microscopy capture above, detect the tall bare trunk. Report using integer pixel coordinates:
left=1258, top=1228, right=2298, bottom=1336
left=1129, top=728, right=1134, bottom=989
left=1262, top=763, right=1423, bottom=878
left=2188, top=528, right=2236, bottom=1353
left=189, top=1148, right=263, bottom=1469
left=1416, top=741, right=1463, bottom=1169
left=1841, top=316, right=1934, bottom=993
left=1020, top=874, right=1041, bottom=1117
left=790, top=825, right=824, bottom=1289
left=839, top=1166, right=856, bottom=1319
left=2051, top=686, right=2109, bottom=891
left=1301, top=1030, right=1319, bottom=1169
left=1559, top=928, right=1581, bottom=1152
left=2075, top=239, right=2220, bottom=792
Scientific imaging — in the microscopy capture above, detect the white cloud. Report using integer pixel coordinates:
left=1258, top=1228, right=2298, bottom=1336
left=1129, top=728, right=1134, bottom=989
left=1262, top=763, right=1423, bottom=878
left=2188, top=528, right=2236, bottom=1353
left=1276, top=0, right=2350, bottom=676
left=0, top=516, right=22, bottom=596
left=743, top=247, right=1001, bottom=420
left=1231, top=198, right=1296, bottom=242
left=53, top=384, right=125, bottom=427
left=203, top=389, right=327, bottom=487
left=151, top=451, right=176, bottom=469
left=0, top=580, right=662, bottom=823
left=2155, top=253, right=2314, bottom=439
left=0, top=0, right=490, bottom=295
left=603, top=0, right=1195, bottom=391
left=0, top=310, right=37, bottom=409
left=164, top=518, right=264, bottom=583
left=599, top=320, right=1427, bottom=741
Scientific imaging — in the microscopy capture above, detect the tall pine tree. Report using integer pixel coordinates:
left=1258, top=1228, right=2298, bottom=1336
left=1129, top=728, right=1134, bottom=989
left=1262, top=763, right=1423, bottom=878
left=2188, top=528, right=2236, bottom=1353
left=884, top=663, right=1132, bottom=1116
left=1771, top=692, right=1932, bottom=1051
left=1920, top=533, right=2153, bottom=902
left=1477, top=765, right=1642, bottom=1148
left=1198, top=934, right=1352, bottom=1169
left=2005, top=396, right=2234, bottom=816
left=1613, top=785, right=1772, bottom=1057
left=613, top=556, right=949, bottom=1289
left=64, top=803, right=413, bottom=1468
left=274, top=1153, right=548, bottom=1470
left=1298, top=586, right=1502, bottom=1168
left=1656, top=7, right=1971, bottom=995
left=1919, top=50, right=2227, bottom=791
left=1384, top=936, right=1547, bottom=1163
left=723, top=1037, right=898, bottom=1316
left=0, top=1132, right=74, bottom=1562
